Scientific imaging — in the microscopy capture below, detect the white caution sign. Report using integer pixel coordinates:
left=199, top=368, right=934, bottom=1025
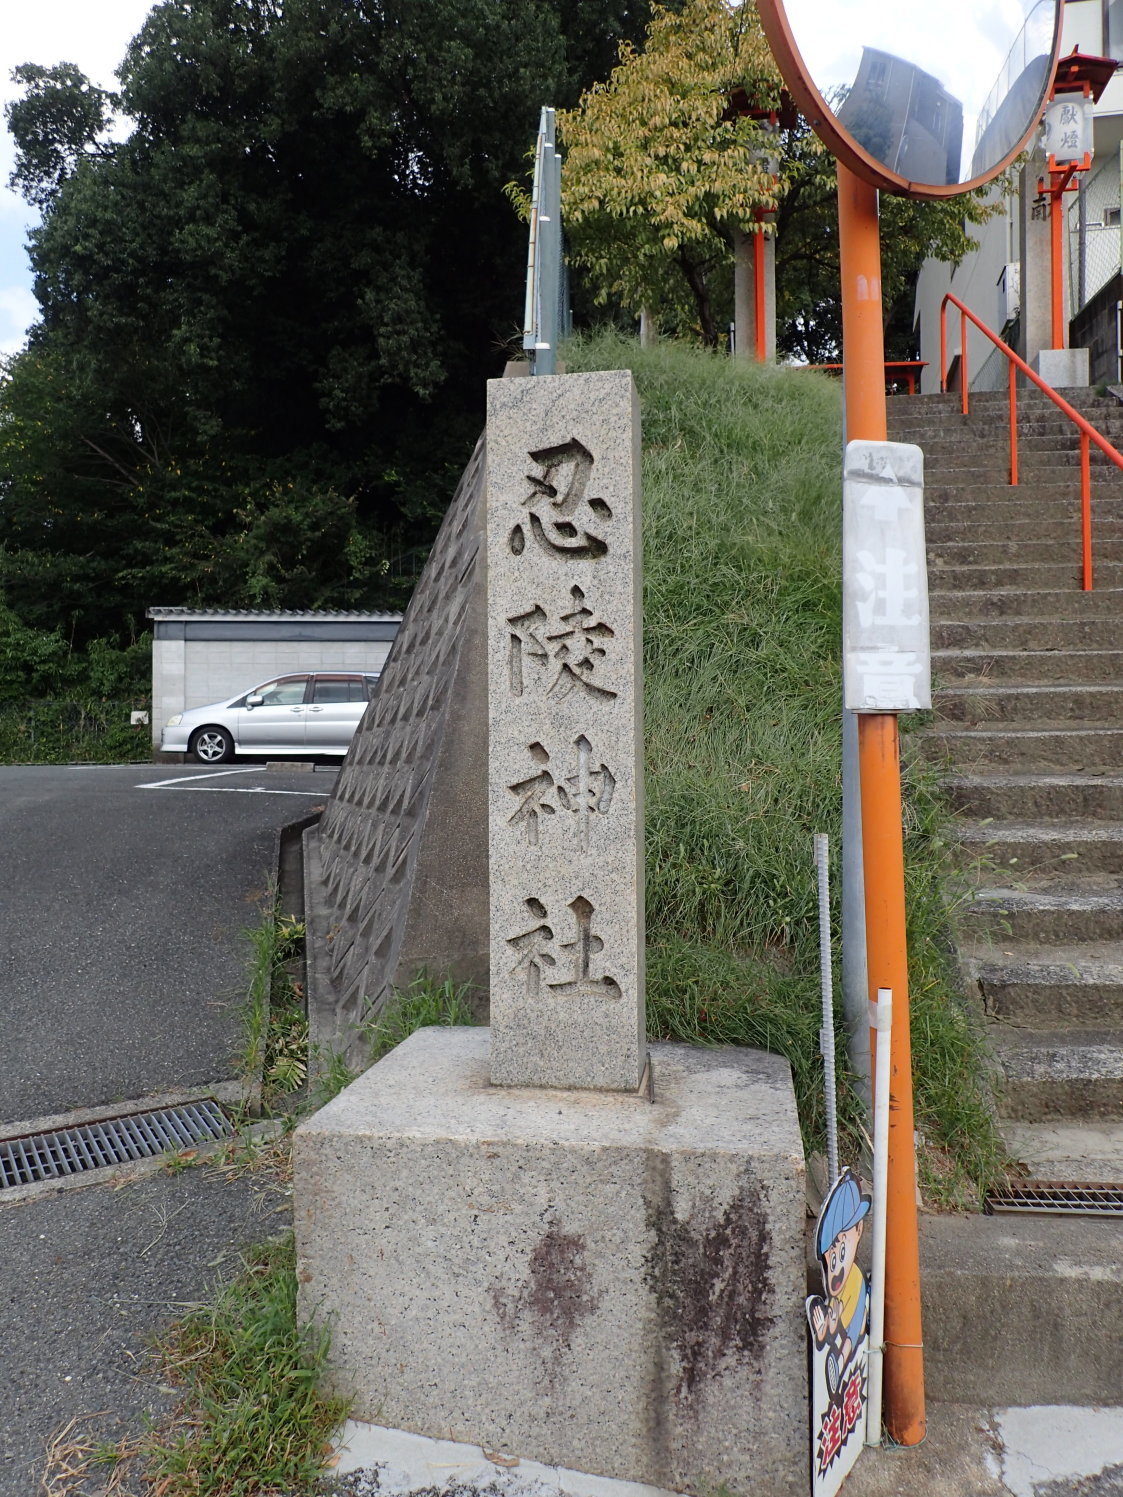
left=842, top=441, right=931, bottom=714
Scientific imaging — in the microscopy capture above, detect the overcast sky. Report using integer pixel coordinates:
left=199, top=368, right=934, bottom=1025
left=0, top=0, right=1062, bottom=359
left=0, top=0, right=154, bottom=356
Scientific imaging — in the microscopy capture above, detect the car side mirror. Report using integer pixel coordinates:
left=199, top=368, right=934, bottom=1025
left=246, top=694, right=264, bottom=708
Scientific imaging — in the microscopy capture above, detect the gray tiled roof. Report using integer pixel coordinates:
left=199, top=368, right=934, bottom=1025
left=147, top=607, right=403, bottom=621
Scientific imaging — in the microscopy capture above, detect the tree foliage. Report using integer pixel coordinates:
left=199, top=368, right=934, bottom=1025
left=559, top=0, right=782, bottom=345
left=774, top=108, right=1001, bottom=362
left=1, top=0, right=659, bottom=655
left=559, top=2, right=999, bottom=360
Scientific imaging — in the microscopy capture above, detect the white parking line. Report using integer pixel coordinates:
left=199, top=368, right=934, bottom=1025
left=136, top=768, right=260, bottom=789
left=149, top=786, right=326, bottom=796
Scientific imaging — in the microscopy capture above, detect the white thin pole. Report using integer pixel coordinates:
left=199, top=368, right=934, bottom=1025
left=866, top=985, right=893, bottom=1446
left=815, top=832, right=839, bottom=1187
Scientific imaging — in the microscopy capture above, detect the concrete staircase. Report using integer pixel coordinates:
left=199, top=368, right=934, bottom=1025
left=887, top=388, right=1123, bottom=1187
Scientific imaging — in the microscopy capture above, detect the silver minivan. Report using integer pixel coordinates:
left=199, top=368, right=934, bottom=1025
left=160, top=672, right=381, bottom=761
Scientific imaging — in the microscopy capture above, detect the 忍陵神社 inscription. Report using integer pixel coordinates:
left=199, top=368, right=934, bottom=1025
left=487, top=371, right=645, bottom=1090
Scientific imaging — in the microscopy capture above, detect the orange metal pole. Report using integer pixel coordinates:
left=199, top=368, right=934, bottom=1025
left=1008, top=360, right=1019, bottom=488
left=1052, top=182, right=1065, bottom=350
left=837, top=159, right=926, bottom=1448
left=754, top=225, right=767, bottom=363
left=856, top=715, right=926, bottom=1446
left=837, top=164, right=887, bottom=444
left=1081, top=433, right=1093, bottom=589
left=960, top=310, right=969, bottom=416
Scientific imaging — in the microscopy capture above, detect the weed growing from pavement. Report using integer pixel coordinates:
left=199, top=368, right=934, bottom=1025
left=239, top=900, right=311, bottom=1106
left=141, top=1233, right=350, bottom=1497
left=565, top=331, right=1005, bottom=1207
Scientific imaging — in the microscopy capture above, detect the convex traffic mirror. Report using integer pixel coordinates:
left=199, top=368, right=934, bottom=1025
left=759, top=0, right=1063, bottom=197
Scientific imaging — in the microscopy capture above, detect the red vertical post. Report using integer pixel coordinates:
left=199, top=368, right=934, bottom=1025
left=754, top=223, right=767, bottom=363
left=1009, top=361, right=1019, bottom=487
left=940, top=304, right=947, bottom=393
left=1052, top=177, right=1066, bottom=350
left=837, top=159, right=927, bottom=1450
left=1081, top=433, right=1093, bottom=589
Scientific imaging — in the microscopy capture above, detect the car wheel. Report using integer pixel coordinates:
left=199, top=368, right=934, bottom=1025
left=190, top=726, right=235, bottom=764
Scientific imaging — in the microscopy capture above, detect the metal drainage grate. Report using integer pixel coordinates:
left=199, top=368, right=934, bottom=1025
left=985, top=1180, right=1123, bottom=1217
left=0, top=1100, right=233, bottom=1190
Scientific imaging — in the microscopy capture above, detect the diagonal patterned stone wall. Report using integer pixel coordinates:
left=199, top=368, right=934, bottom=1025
left=305, top=436, right=488, bottom=1058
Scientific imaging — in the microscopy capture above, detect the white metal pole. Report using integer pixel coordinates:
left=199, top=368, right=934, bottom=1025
left=866, top=985, right=893, bottom=1446
left=815, top=832, right=839, bottom=1187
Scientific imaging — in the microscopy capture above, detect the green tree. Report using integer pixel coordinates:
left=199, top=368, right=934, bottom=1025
left=559, top=0, right=782, bottom=346
left=5, top=63, right=116, bottom=209
left=2, top=0, right=653, bottom=653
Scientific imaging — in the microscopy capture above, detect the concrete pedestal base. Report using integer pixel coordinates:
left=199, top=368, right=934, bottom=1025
left=1033, top=347, right=1090, bottom=388
left=295, top=1028, right=807, bottom=1497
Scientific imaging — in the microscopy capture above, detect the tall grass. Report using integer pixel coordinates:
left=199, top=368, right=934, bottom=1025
left=565, top=332, right=1003, bottom=1205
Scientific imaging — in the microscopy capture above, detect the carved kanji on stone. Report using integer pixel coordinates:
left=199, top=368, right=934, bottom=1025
left=507, top=587, right=617, bottom=703
left=509, top=438, right=612, bottom=561
left=506, top=894, right=621, bottom=1002
left=507, top=737, right=616, bottom=850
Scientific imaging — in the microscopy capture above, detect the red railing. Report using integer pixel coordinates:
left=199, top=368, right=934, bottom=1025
left=939, top=291, right=1123, bottom=591
left=807, top=360, right=927, bottom=395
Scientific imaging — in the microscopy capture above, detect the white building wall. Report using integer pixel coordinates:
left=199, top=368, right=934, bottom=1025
left=179, top=639, right=395, bottom=720
left=915, top=183, right=1017, bottom=393
left=149, top=618, right=400, bottom=747
left=152, top=636, right=186, bottom=748
left=914, top=0, right=1123, bottom=387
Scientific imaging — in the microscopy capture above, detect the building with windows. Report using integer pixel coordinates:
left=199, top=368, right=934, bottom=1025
left=914, top=0, right=1123, bottom=390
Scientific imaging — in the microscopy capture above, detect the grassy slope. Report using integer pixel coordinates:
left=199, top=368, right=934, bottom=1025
left=565, top=332, right=1003, bottom=1206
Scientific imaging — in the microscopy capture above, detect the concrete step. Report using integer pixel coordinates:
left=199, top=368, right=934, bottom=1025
left=964, top=883, right=1123, bottom=943
left=957, top=819, right=1123, bottom=875
left=924, top=495, right=1123, bottom=524
left=934, top=682, right=1123, bottom=724
left=988, top=1026, right=1123, bottom=1121
left=928, top=561, right=1116, bottom=591
left=931, top=618, right=1123, bottom=651
left=933, top=648, right=1123, bottom=684
left=965, top=940, right=1123, bottom=1027
left=914, top=434, right=1123, bottom=461
left=927, top=518, right=1123, bottom=545
left=944, top=771, right=1123, bottom=819
left=1001, top=1120, right=1123, bottom=1182
left=929, top=587, right=1123, bottom=620
left=918, top=1213, right=1122, bottom=1405
left=929, top=539, right=1123, bottom=567
left=920, top=723, right=1123, bottom=768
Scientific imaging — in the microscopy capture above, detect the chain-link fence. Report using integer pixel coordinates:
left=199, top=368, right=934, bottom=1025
left=1068, top=154, right=1122, bottom=319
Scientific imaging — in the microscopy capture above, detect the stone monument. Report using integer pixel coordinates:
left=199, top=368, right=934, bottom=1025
left=487, top=372, right=644, bottom=1091
left=295, top=372, right=807, bottom=1496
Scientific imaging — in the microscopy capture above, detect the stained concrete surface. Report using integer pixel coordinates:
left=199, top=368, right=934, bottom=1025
left=0, top=763, right=333, bottom=1124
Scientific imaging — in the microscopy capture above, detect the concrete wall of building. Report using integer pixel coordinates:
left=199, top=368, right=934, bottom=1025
left=150, top=617, right=400, bottom=747
left=915, top=182, right=1017, bottom=392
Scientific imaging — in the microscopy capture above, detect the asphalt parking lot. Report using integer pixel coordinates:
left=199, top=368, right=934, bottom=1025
left=0, top=761, right=335, bottom=1128
left=0, top=760, right=334, bottom=1493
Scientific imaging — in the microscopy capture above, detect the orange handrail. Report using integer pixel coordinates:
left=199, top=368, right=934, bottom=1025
left=807, top=360, right=927, bottom=395
left=939, top=291, right=1123, bottom=591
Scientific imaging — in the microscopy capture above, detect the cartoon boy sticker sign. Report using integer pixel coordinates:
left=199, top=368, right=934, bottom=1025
left=807, top=1168, right=871, bottom=1497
